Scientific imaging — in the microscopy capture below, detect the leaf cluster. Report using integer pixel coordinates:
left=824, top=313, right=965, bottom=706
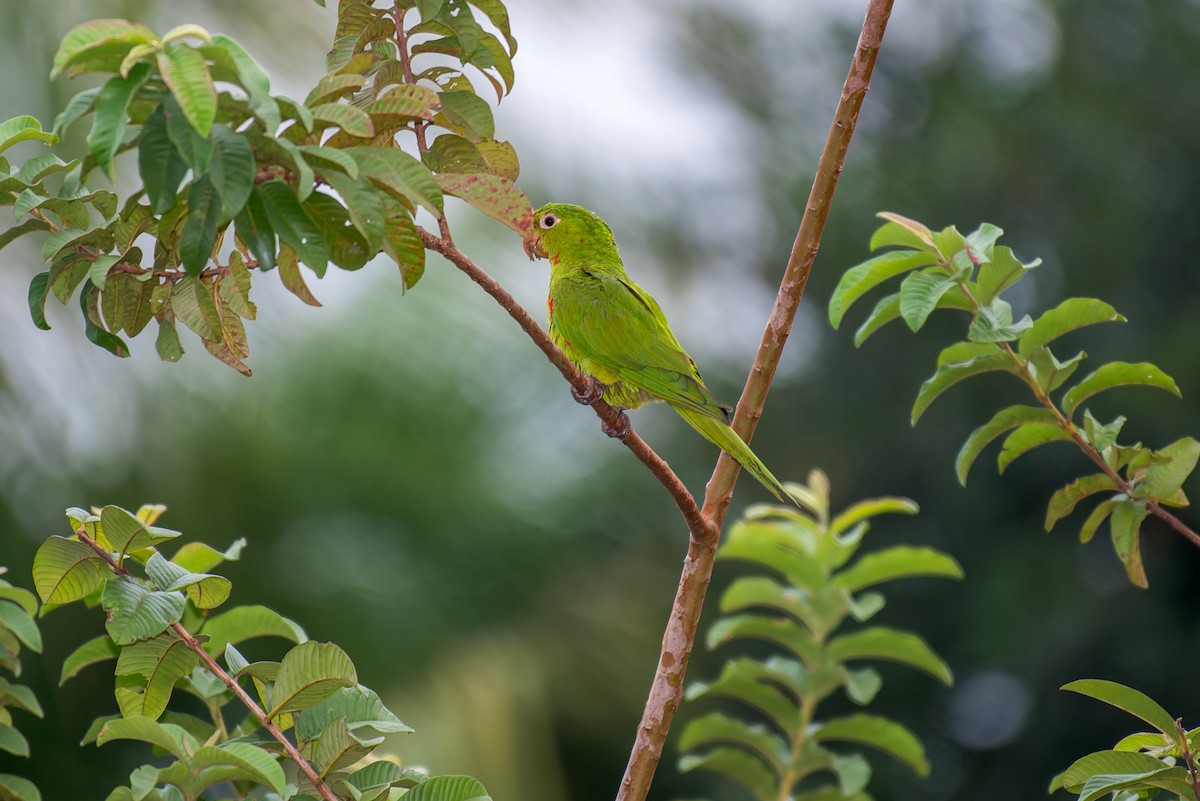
left=829, top=213, right=1199, bottom=587
left=1052, top=680, right=1200, bottom=801
left=3, top=0, right=533, bottom=374
left=32, top=504, right=491, bottom=801
left=677, top=470, right=961, bottom=801
left=0, top=567, right=44, bottom=801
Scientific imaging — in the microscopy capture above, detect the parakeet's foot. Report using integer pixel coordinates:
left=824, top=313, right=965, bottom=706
left=571, top=376, right=604, bottom=405
left=601, top=411, right=631, bottom=440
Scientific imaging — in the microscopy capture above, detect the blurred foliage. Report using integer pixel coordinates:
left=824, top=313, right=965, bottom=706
left=0, top=2, right=1199, bottom=801
left=0, top=566, right=42, bottom=801
left=831, top=213, right=1199, bottom=589
left=30, top=502, right=486, bottom=801
left=679, top=470, right=960, bottom=800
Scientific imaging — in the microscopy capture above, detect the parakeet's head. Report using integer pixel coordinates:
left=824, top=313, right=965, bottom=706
left=525, top=203, right=618, bottom=264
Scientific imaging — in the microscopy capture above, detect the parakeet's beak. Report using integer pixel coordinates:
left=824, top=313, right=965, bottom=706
left=523, top=234, right=547, bottom=261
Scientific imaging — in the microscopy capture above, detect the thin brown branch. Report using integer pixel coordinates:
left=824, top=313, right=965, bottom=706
left=75, top=532, right=341, bottom=801
left=617, top=2, right=897, bottom=799
left=418, top=227, right=714, bottom=540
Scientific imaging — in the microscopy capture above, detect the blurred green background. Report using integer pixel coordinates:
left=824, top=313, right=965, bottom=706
left=2, top=1, right=1200, bottom=799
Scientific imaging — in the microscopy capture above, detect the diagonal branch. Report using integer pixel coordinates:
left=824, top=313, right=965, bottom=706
left=418, top=228, right=715, bottom=541
left=75, top=532, right=341, bottom=801
left=616, top=2, right=898, bottom=799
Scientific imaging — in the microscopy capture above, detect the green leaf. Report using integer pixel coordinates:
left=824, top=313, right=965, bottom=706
left=0, top=681, right=42, bottom=718
left=295, top=686, right=412, bottom=741
left=367, top=84, right=439, bottom=125
left=311, top=716, right=380, bottom=774
left=324, top=172, right=385, bottom=251
left=209, top=34, right=272, bottom=100
left=256, top=180, right=328, bottom=275
left=208, top=125, right=255, bottom=220
left=88, top=64, right=152, bottom=177
left=305, top=73, right=366, bottom=106
left=1078, top=498, right=1119, bottom=544
left=101, top=576, right=186, bottom=645
left=190, top=742, right=286, bottom=795
left=157, top=43, right=217, bottom=136
left=1061, top=362, right=1181, bottom=420
left=180, top=175, right=222, bottom=276
left=97, top=716, right=197, bottom=761
left=826, top=627, right=952, bottom=684
left=60, top=635, right=119, bottom=685
left=1044, top=473, right=1118, bottom=531
left=164, top=94, right=211, bottom=171
left=114, top=634, right=199, bottom=719
left=303, top=192, right=370, bottom=271
left=843, top=667, right=883, bottom=706
left=1142, top=437, right=1200, bottom=500
left=967, top=301, right=1031, bottom=343
left=41, top=227, right=89, bottom=262
left=199, top=605, right=306, bottom=657
left=53, top=87, right=102, bottom=135
left=51, top=19, right=156, bottom=79
left=1017, top=298, right=1126, bottom=358
left=1063, top=680, right=1181, bottom=746
left=829, top=250, right=936, bottom=329
left=435, top=91, right=495, bottom=142
left=381, top=201, right=424, bottom=289
left=677, top=712, right=789, bottom=775
left=718, top=521, right=823, bottom=589
left=834, top=546, right=962, bottom=593
left=684, top=658, right=800, bottom=735
left=347, top=146, right=443, bottom=216
left=974, top=245, right=1039, bottom=304
left=171, top=539, right=245, bottom=574
left=144, top=553, right=230, bottom=609
left=1077, top=767, right=1192, bottom=801
left=0, top=774, right=40, bottom=801
left=1050, top=749, right=1173, bottom=793
left=911, top=351, right=1015, bottom=424
left=0, top=219, right=53, bottom=254
left=1109, top=500, right=1149, bottom=588
left=27, top=272, right=51, bottom=331
left=0, top=116, right=58, bottom=154
left=996, top=422, right=1074, bottom=474
left=170, top=275, right=221, bottom=340
left=404, top=776, right=493, bottom=801
left=898, top=270, right=958, bottom=332
left=813, top=714, right=929, bottom=776
left=829, top=497, right=920, bottom=536
left=234, top=189, right=276, bottom=271
left=268, top=641, right=357, bottom=717
left=0, top=604, right=40, bottom=653
left=871, top=212, right=938, bottom=252
left=155, top=318, right=184, bottom=362
left=18, top=154, right=79, bottom=184
left=955, top=405, right=1057, bottom=485
left=677, top=748, right=776, bottom=801
left=0, top=726, right=29, bottom=757
left=32, top=536, right=109, bottom=604
left=1026, top=347, right=1086, bottom=394
left=100, top=505, right=158, bottom=558
left=0, top=584, right=37, bottom=617
left=705, top=614, right=820, bottom=666
left=310, top=103, right=375, bottom=139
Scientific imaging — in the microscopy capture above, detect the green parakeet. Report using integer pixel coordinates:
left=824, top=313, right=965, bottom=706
left=527, top=202, right=789, bottom=501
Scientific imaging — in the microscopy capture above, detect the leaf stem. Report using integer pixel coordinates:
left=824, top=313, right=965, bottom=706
left=74, top=531, right=341, bottom=801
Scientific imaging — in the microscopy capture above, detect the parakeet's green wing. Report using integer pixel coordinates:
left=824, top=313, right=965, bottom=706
left=554, top=270, right=730, bottom=421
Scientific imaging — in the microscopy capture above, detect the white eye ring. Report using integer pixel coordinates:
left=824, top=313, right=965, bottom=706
left=538, top=213, right=559, bottom=229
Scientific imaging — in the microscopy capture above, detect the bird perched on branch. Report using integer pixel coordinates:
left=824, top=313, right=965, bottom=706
left=524, top=202, right=789, bottom=501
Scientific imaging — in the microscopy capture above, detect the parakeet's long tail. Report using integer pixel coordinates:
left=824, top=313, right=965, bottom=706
left=675, top=407, right=790, bottom=502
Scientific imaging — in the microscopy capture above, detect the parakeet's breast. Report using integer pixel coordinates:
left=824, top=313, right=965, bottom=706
left=548, top=277, right=655, bottom=411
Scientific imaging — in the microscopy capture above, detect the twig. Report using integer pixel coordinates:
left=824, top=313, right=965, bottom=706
left=1175, top=717, right=1200, bottom=801
left=617, top=2, right=897, bottom=799
left=75, top=532, right=341, bottom=801
left=418, top=228, right=714, bottom=540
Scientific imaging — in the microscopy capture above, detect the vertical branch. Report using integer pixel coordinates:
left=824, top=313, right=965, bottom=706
left=615, top=2, right=897, bottom=800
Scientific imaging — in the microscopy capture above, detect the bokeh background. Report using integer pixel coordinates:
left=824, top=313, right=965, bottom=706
left=2, top=1, right=1200, bottom=799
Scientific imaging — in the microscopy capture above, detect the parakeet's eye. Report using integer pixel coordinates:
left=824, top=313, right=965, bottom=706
left=539, top=213, right=559, bottom=229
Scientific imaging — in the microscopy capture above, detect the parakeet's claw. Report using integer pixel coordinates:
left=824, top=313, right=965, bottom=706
left=571, top=376, right=604, bottom=405
left=601, top=411, right=631, bottom=440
